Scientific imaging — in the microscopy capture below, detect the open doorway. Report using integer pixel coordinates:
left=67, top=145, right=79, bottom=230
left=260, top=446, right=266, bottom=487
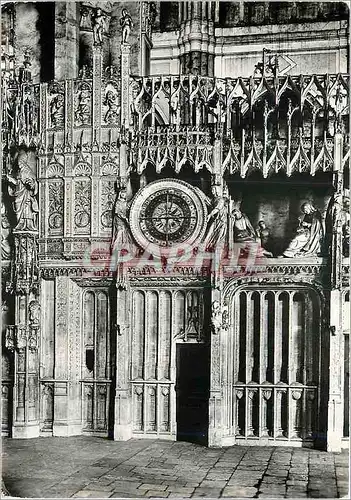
left=176, top=344, right=210, bottom=445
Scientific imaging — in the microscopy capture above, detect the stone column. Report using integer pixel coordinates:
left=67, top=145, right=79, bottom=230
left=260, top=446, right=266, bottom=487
left=208, top=291, right=223, bottom=446
left=114, top=287, right=132, bottom=440
left=208, top=245, right=225, bottom=447
left=326, top=131, right=344, bottom=452
left=52, top=276, right=70, bottom=436
left=178, top=1, right=215, bottom=76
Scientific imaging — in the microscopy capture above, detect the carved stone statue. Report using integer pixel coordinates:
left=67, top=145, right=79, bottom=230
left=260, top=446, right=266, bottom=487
left=282, top=202, right=324, bottom=258
left=203, top=187, right=228, bottom=249
left=343, top=221, right=350, bottom=257
left=28, top=300, right=40, bottom=328
left=1, top=201, right=11, bottom=259
left=257, top=220, right=268, bottom=246
left=103, top=90, right=120, bottom=124
left=50, top=93, right=64, bottom=128
left=257, top=220, right=273, bottom=256
left=93, top=8, right=105, bottom=45
left=211, top=300, right=224, bottom=335
left=111, top=188, right=134, bottom=288
left=232, top=208, right=256, bottom=242
left=8, top=158, right=39, bottom=232
left=342, top=194, right=350, bottom=257
left=111, top=189, right=133, bottom=250
left=120, top=8, right=133, bottom=45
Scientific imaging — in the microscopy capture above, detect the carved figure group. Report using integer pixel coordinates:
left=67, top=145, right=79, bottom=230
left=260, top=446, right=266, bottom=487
left=120, top=8, right=133, bottom=45
left=201, top=186, right=325, bottom=259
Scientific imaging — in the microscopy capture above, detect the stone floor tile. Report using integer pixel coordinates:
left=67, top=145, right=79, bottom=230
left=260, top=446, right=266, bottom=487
left=3, top=438, right=348, bottom=500
left=73, top=490, right=112, bottom=498
left=139, top=484, right=169, bottom=491
left=286, top=494, right=308, bottom=499
left=193, top=487, right=223, bottom=497
left=258, top=495, right=285, bottom=498
left=168, top=493, right=192, bottom=498
left=221, top=486, right=257, bottom=497
left=109, top=492, right=144, bottom=498
left=144, top=490, right=169, bottom=498
left=166, top=486, right=195, bottom=493
left=200, top=480, right=228, bottom=488
left=84, top=483, right=116, bottom=492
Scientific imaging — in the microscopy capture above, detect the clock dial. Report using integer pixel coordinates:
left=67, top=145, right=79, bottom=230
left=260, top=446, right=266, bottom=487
left=129, top=179, right=207, bottom=253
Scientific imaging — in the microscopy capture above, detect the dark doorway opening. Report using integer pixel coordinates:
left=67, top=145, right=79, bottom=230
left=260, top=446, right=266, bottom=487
left=176, top=344, right=210, bottom=445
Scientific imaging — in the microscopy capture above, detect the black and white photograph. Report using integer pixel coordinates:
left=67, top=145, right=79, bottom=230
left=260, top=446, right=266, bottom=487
left=1, top=1, right=350, bottom=498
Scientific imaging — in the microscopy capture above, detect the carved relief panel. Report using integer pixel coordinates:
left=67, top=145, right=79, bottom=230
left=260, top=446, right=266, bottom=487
left=99, top=161, right=118, bottom=235
left=74, top=81, right=92, bottom=127
left=48, top=82, right=65, bottom=129
left=48, top=180, right=64, bottom=236
left=102, top=79, right=121, bottom=127
left=73, top=159, right=92, bottom=235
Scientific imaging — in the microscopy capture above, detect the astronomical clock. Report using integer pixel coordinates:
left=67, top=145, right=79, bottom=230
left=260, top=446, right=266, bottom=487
left=129, top=179, right=208, bottom=253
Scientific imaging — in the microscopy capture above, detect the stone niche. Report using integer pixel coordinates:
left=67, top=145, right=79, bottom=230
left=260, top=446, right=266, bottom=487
left=227, top=173, right=333, bottom=256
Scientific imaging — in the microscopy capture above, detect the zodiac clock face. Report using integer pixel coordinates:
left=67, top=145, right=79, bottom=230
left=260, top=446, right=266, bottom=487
left=129, top=179, right=207, bottom=253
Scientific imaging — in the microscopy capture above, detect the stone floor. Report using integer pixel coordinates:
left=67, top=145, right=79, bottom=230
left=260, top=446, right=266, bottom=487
left=2, top=437, right=349, bottom=499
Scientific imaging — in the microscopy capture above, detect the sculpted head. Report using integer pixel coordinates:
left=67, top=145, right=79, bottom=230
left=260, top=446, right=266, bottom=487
left=232, top=209, right=242, bottom=220
left=301, top=202, right=314, bottom=215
